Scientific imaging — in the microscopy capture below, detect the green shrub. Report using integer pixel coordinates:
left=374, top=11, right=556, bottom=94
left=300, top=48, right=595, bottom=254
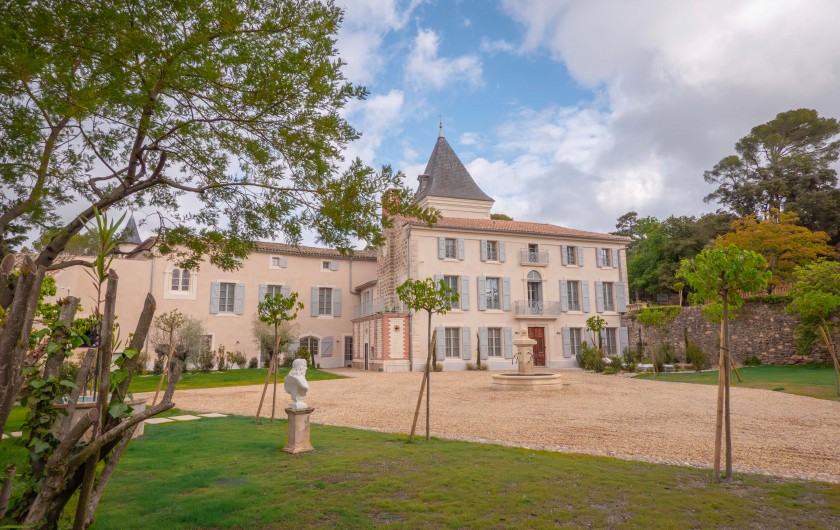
left=196, top=349, right=215, bottom=372
left=579, top=341, right=604, bottom=372
left=685, top=343, right=707, bottom=372
left=622, top=348, right=637, bottom=372
left=603, top=356, right=623, bottom=375
left=216, top=345, right=228, bottom=371
left=228, top=350, right=247, bottom=368
left=744, top=355, right=762, bottom=366
left=248, top=357, right=258, bottom=369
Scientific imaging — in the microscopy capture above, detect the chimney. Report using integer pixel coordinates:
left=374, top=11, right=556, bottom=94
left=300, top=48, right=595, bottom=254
left=382, top=188, right=401, bottom=216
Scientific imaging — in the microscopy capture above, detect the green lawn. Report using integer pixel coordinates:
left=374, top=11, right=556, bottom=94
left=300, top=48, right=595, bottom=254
left=128, top=367, right=344, bottom=393
left=3, top=415, right=837, bottom=528
left=637, top=364, right=839, bottom=401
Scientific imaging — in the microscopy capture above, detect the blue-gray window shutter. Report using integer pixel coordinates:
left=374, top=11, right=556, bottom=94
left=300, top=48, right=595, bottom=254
left=435, top=327, right=444, bottom=361
left=234, top=284, right=245, bottom=315
left=562, top=327, right=572, bottom=358
left=321, top=336, right=333, bottom=357
left=499, top=242, right=506, bottom=262
left=616, top=282, right=627, bottom=313
left=460, top=276, right=470, bottom=310
left=209, top=281, right=220, bottom=314
left=578, top=247, right=584, bottom=267
left=310, top=287, right=319, bottom=317
left=581, top=281, right=591, bottom=312
left=329, top=260, right=339, bottom=271
left=596, top=249, right=604, bottom=268
left=503, top=327, right=513, bottom=359
left=561, top=245, right=568, bottom=266
left=434, top=274, right=443, bottom=285
left=281, top=285, right=291, bottom=297
left=280, top=257, right=288, bottom=268
left=258, top=284, right=268, bottom=303
left=477, top=277, right=486, bottom=311
left=502, top=277, right=511, bottom=311
left=595, top=281, right=604, bottom=313
left=480, top=240, right=487, bottom=261
left=462, top=327, right=471, bottom=360
left=619, top=327, right=629, bottom=355
left=612, top=249, right=619, bottom=268
left=478, top=327, right=488, bottom=359
left=560, top=279, right=569, bottom=312
left=438, top=237, right=445, bottom=259
left=332, top=288, right=342, bottom=317
left=457, top=238, right=465, bottom=260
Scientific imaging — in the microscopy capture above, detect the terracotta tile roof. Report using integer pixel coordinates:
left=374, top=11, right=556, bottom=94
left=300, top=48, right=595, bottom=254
left=403, top=216, right=630, bottom=243
left=254, top=242, right=377, bottom=260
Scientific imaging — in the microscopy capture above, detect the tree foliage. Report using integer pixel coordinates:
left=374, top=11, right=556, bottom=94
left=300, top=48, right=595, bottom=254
left=704, top=109, right=840, bottom=239
left=396, top=278, right=459, bottom=316
left=257, top=289, right=303, bottom=359
left=786, top=260, right=840, bottom=352
left=714, top=210, right=833, bottom=292
left=678, top=246, right=771, bottom=310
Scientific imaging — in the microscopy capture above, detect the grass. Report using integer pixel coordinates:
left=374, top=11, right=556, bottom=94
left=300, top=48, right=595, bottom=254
left=637, top=364, right=839, bottom=401
left=128, top=367, right=344, bottom=393
left=3, top=415, right=837, bottom=528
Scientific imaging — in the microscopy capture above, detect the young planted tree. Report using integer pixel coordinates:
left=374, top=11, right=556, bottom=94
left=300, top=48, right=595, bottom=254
left=677, top=246, right=770, bottom=481
left=255, top=290, right=303, bottom=423
left=396, top=277, right=458, bottom=442
left=714, top=210, right=832, bottom=293
left=585, top=316, right=607, bottom=352
left=150, top=310, right=186, bottom=407
left=0, top=0, right=436, bottom=434
left=786, top=259, right=840, bottom=396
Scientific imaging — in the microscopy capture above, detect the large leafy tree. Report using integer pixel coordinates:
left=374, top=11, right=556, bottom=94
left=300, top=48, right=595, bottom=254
left=704, top=109, right=840, bottom=239
left=0, top=0, right=435, bottom=434
left=714, top=210, right=833, bottom=293
left=677, top=246, right=770, bottom=481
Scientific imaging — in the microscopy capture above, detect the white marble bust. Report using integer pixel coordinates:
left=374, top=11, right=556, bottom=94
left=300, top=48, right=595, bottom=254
left=284, top=358, right=310, bottom=410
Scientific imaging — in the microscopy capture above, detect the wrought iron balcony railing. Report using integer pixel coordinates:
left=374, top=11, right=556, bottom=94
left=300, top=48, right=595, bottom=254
left=513, top=300, right=561, bottom=317
left=520, top=249, right=549, bottom=266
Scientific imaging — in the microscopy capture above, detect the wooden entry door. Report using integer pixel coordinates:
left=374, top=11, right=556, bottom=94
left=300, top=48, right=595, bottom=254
left=528, top=327, right=546, bottom=366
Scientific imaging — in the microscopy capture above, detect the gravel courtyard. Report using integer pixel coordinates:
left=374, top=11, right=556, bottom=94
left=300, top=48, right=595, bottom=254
left=141, top=369, right=840, bottom=483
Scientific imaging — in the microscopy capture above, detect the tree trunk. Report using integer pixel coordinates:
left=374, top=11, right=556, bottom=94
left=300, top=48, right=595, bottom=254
left=817, top=322, right=840, bottom=397
left=714, top=318, right=725, bottom=482
left=426, top=311, right=432, bottom=441
left=152, top=329, right=176, bottom=407
left=409, top=332, right=435, bottom=442
left=255, top=354, right=275, bottom=423
left=723, top=295, right=732, bottom=479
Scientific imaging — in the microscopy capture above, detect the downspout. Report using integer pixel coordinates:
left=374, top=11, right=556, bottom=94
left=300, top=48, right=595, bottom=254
left=407, top=224, right=413, bottom=371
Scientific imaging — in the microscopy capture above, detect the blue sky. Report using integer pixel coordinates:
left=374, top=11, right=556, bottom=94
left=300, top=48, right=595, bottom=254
left=334, top=0, right=840, bottom=234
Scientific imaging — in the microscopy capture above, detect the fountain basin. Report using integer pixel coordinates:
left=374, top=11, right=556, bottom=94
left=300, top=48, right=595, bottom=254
left=491, top=372, right=562, bottom=391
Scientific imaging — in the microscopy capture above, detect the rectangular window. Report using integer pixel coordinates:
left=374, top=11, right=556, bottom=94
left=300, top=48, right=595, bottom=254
left=444, top=238, right=457, bottom=259
left=318, top=287, right=333, bottom=315
left=485, top=277, right=501, bottom=309
left=219, top=282, right=236, bottom=313
left=486, top=240, right=499, bottom=261
left=602, top=282, right=615, bottom=312
left=527, top=243, right=539, bottom=263
left=271, top=256, right=281, bottom=267
left=487, top=328, right=502, bottom=357
left=444, top=275, right=460, bottom=308
left=266, top=284, right=284, bottom=298
left=600, top=248, right=612, bottom=267
left=322, top=260, right=331, bottom=270
left=604, top=328, right=618, bottom=356
left=344, top=336, right=353, bottom=361
left=445, top=328, right=461, bottom=358
left=566, top=246, right=578, bottom=265
left=569, top=328, right=582, bottom=357
left=567, top=280, right=581, bottom=311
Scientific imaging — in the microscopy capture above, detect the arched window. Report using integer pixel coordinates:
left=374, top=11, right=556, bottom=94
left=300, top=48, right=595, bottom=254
left=527, top=270, right=543, bottom=306
left=171, top=269, right=181, bottom=291
left=181, top=269, right=190, bottom=291
left=527, top=270, right=542, bottom=282
left=300, top=336, right=319, bottom=357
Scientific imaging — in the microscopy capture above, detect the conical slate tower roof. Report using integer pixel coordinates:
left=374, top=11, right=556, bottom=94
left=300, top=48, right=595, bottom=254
left=414, top=130, right=493, bottom=203
left=124, top=214, right=143, bottom=245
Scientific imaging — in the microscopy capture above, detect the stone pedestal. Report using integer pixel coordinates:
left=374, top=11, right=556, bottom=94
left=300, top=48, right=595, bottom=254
left=282, top=407, right=315, bottom=454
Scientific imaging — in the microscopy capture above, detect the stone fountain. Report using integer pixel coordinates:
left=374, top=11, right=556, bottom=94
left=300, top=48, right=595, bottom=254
left=491, top=328, right=562, bottom=390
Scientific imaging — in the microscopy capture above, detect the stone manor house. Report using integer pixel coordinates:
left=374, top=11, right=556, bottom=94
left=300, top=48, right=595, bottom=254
left=53, top=130, right=630, bottom=372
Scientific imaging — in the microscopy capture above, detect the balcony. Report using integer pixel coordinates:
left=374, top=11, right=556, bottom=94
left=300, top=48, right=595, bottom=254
left=354, top=296, right=406, bottom=319
left=514, top=300, right=561, bottom=318
left=520, top=249, right=549, bottom=266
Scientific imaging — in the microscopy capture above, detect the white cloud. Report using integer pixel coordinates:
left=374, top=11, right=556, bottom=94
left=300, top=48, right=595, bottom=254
left=405, top=29, right=483, bottom=90
left=490, top=0, right=840, bottom=228
left=479, top=37, right=517, bottom=55
left=458, top=132, right=481, bottom=146
left=343, top=90, right=406, bottom=165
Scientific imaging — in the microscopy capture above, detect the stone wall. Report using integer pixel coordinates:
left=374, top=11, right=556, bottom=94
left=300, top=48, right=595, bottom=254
left=621, top=301, right=832, bottom=365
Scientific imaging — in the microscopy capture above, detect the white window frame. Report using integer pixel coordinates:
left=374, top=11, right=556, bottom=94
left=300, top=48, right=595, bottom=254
left=266, top=284, right=284, bottom=299
left=485, top=240, right=499, bottom=261
left=600, top=248, right=613, bottom=268
left=318, top=287, right=333, bottom=316
left=604, top=328, right=618, bottom=356
left=566, top=246, right=578, bottom=266
left=444, top=275, right=460, bottom=309
left=567, top=280, right=581, bottom=311
left=569, top=328, right=582, bottom=357
left=322, top=260, right=331, bottom=270
left=444, top=327, right=461, bottom=358
left=270, top=256, right=285, bottom=269
left=219, top=282, right=236, bottom=313
left=444, top=238, right=457, bottom=259
left=164, top=265, right=197, bottom=300
left=300, top=335, right=319, bottom=357
left=602, top=282, right=615, bottom=312
left=487, top=327, right=502, bottom=357
left=485, top=277, right=501, bottom=310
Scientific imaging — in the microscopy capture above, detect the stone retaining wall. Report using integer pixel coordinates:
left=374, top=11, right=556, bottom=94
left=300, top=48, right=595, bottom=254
left=621, top=301, right=832, bottom=365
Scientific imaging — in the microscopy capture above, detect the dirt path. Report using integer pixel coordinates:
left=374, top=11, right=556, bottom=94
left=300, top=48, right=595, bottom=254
left=139, top=369, right=840, bottom=483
